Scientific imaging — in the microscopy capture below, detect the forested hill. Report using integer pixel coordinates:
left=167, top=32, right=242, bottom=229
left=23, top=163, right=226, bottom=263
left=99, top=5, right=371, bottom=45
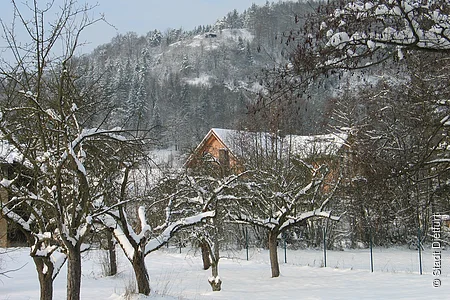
left=80, top=1, right=322, bottom=150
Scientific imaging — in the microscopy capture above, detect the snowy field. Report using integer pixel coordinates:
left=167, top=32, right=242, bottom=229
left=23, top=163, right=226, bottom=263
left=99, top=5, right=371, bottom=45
left=1, top=246, right=449, bottom=299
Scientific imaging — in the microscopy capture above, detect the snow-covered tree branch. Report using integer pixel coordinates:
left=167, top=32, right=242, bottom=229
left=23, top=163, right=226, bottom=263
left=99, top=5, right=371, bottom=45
left=291, top=0, right=450, bottom=72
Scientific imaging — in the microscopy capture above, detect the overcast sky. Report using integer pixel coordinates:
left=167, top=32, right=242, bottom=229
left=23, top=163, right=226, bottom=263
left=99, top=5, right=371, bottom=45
left=0, top=0, right=276, bottom=55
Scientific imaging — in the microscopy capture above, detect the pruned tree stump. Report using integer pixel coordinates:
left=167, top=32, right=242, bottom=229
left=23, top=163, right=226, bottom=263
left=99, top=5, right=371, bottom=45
left=208, top=276, right=222, bottom=291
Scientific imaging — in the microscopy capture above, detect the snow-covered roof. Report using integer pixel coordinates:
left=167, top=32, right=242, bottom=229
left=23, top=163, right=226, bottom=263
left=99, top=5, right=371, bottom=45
left=214, top=128, right=347, bottom=157
left=210, top=128, right=239, bottom=148
left=288, top=133, right=348, bottom=157
left=187, top=128, right=348, bottom=166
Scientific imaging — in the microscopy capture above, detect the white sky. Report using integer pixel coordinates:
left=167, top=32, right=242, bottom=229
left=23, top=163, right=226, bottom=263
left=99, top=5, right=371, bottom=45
left=0, top=0, right=274, bottom=55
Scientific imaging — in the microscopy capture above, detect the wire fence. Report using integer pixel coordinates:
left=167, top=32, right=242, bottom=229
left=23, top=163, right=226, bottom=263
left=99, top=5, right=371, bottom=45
left=165, top=241, right=450, bottom=277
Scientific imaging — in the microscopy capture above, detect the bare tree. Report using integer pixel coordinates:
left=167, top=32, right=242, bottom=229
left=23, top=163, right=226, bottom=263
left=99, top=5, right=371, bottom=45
left=0, top=1, right=145, bottom=300
left=183, top=172, right=248, bottom=291
left=228, top=132, right=343, bottom=277
left=97, top=168, right=221, bottom=296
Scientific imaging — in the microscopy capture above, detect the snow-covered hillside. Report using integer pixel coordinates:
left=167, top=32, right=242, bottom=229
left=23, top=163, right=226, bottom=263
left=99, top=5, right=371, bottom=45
left=82, top=1, right=327, bottom=150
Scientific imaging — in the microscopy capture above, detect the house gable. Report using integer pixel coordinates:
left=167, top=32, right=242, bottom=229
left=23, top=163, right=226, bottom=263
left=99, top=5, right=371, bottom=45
left=185, top=128, right=239, bottom=169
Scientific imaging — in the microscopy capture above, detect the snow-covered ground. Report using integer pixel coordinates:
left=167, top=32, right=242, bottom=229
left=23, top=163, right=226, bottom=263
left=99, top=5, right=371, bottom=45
left=1, top=246, right=449, bottom=299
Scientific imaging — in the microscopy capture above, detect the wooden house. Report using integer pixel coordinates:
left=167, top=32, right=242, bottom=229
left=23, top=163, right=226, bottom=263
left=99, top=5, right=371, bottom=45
left=185, top=128, right=349, bottom=173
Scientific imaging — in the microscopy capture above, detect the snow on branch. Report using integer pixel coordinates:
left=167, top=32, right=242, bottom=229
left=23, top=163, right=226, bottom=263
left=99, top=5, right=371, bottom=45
left=138, top=206, right=152, bottom=238
left=100, top=212, right=136, bottom=260
left=289, top=0, right=450, bottom=74
left=326, top=0, right=450, bottom=51
left=426, top=158, right=450, bottom=164
left=1, top=206, right=34, bottom=232
left=57, top=127, right=130, bottom=174
left=186, top=171, right=250, bottom=212
left=230, top=213, right=279, bottom=230
left=144, top=211, right=215, bottom=255
left=50, top=252, right=67, bottom=280
left=279, top=209, right=340, bottom=232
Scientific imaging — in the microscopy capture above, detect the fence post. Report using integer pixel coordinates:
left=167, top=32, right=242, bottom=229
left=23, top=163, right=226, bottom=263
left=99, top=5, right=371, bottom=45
left=246, top=227, right=249, bottom=261
left=418, top=226, right=423, bottom=275
left=369, top=227, right=374, bottom=272
left=284, top=232, right=287, bottom=263
left=323, top=226, right=327, bottom=268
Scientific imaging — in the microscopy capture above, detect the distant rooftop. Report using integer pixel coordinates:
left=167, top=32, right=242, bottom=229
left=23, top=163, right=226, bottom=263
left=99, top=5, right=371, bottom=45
left=192, top=128, right=348, bottom=163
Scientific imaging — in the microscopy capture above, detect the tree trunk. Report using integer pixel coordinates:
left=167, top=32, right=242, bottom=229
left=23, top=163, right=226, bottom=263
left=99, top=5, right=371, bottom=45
left=208, top=261, right=222, bottom=291
left=107, top=230, right=117, bottom=276
left=67, top=248, right=82, bottom=300
left=33, top=257, right=54, bottom=300
left=200, top=239, right=211, bottom=270
left=268, top=230, right=280, bottom=277
left=132, top=251, right=151, bottom=295
left=207, top=227, right=222, bottom=291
